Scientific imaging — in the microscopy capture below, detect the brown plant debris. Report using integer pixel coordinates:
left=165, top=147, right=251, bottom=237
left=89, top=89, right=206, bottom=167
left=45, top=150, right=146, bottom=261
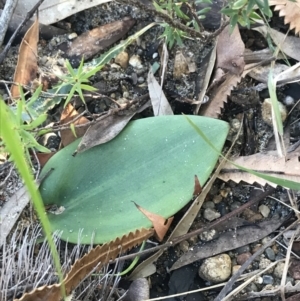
left=199, top=24, right=245, bottom=118
left=11, top=18, right=39, bottom=99
left=63, top=16, right=135, bottom=66
left=134, top=202, right=173, bottom=242
left=269, top=0, right=300, bottom=35
left=60, top=103, right=89, bottom=147
left=218, top=151, right=300, bottom=187
left=16, top=228, right=154, bottom=301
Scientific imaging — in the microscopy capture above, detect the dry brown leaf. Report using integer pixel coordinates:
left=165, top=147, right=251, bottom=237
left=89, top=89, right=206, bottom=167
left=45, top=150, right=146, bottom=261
left=218, top=151, right=300, bottom=187
left=275, top=61, right=300, bottom=84
left=0, top=186, right=30, bottom=247
left=60, top=103, right=89, bottom=147
left=269, top=0, right=300, bottom=35
left=254, top=26, right=300, bottom=62
left=64, top=17, right=135, bottom=66
left=11, top=17, right=39, bottom=99
left=193, top=175, right=202, bottom=197
left=199, top=73, right=241, bottom=117
left=17, top=228, right=154, bottom=301
left=216, top=24, right=245, bottom=75
left=134, top=202, right=173, bottom=242
left=76, top=101, right=150, bottom=153
left=248, top=63, right=289, bottom=84
left=35, top=152, right=56, bottom=167
left=199, top=24, right=245, bottom=118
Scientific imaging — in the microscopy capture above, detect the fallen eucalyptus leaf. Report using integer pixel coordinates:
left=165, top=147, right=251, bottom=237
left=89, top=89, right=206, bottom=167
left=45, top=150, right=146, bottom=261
left=171, top=217, right=285, bottom=270
left=254, top=26, right=300, bottom=62
left=194, top=44, right=216, bottom=114
left=248, top=63, right=289, bottom=84
left=124, top=278, right=149, bottom=301
left=216, top=24, right=245, bottom=75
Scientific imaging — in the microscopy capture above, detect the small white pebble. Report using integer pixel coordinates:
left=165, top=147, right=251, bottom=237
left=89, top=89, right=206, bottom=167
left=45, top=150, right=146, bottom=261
left=68, top=32, right=78, bottom=40
left=283, top=95, right=295, bottom=106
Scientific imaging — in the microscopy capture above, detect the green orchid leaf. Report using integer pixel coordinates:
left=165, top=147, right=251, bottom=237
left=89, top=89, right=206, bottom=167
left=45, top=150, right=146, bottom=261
left=39, top=116, right=229, bottom=244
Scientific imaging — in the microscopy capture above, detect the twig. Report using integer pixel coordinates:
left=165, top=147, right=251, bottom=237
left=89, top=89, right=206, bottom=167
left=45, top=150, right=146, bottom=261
left=0, top=0, right=18, bottom=47
left=118, top=0, right=207, bottom=40
left=184, top=2, right=205, bottom=32
left=0, top=0, right=45, bottom=65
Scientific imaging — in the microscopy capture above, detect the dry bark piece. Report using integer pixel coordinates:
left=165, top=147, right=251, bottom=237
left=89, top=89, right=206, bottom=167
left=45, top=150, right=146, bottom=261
left=63, top=17, right=135, bottom=66
left=11, top=17, right=39, bottom=99
left=134, top=202, right=173, bottom=242
left=269, top=0, right=300, bottom=35
left=218, top=151, right=300, bottom=187
left=60, top=103, right=90, bottom=147
left=17, top=228, right=154, bottom=301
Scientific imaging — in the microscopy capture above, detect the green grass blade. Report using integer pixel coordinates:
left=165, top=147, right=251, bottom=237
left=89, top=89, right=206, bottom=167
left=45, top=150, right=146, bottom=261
left=0, top=98, right=66, bottom=296
left=185, top=115, right=300, bottom=190
left=268, top=70, right=284, bottom=135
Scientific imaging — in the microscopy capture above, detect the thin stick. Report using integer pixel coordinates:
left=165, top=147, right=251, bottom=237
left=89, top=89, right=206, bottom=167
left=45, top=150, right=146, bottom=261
left=0, top=0, right=18, bottom=47
left=0, top=0, right=45, bottom=64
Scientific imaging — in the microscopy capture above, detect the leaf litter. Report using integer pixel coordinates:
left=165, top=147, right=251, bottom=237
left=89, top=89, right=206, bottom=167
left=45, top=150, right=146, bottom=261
left=10, top=17, right=39, bottom=99
left=2, top=0, right=300, bottom=300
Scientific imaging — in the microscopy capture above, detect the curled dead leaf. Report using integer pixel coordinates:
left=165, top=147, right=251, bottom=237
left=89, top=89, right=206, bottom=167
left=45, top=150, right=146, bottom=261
left=134, top=202, right=173, bottom=242
left=11, top=18, right=39, bottom=99
left=60, top=103, right=89, bottom=147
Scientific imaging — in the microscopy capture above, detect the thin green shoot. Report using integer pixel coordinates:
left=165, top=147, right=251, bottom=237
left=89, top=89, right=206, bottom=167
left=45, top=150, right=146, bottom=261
left=0, top=98, right=66, bottom=298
